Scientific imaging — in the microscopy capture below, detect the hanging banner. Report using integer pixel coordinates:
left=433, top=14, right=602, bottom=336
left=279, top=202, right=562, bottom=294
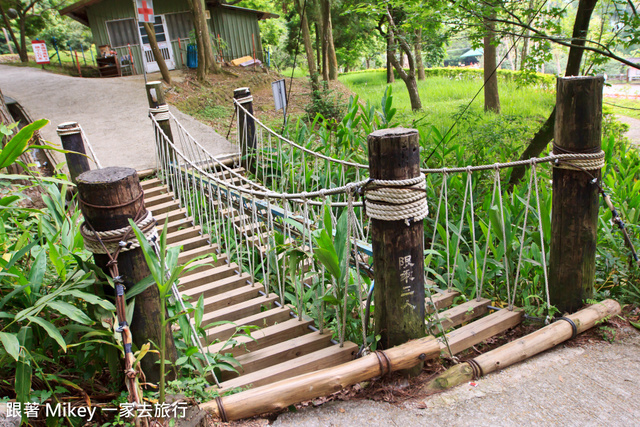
left=136, top=0, right=154, bottom=23
left=31, top=40, right=50, bottom=64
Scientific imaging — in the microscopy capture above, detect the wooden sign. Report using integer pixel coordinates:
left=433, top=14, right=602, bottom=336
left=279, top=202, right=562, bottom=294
left=31, top=40, right=50, bottom=64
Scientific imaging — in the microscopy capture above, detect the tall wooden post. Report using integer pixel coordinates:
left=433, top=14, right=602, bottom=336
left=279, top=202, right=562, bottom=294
left=234, top=87, right=256, bottom=172
left=77, top=167, right=177, bottom=384
left=549, top=76, right=603, bottom=313
left=57, top=122, right=90, bottom=183
left=146, top=81, right=176, bottom=171
left=368, top=128, right=425, bottom=375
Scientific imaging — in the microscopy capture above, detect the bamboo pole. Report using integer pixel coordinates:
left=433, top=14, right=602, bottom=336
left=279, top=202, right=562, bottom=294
left=200, top=336, right=440, bottom=421
left=424, top=299, right=621, bottom=393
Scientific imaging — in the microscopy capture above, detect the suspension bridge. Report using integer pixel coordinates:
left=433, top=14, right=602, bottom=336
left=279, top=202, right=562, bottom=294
left=63, top=77, right=625, bottom=421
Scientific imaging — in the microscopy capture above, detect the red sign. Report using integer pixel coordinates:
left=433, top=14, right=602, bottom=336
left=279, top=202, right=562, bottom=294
left=136, top=0, right=154, bottom=23
left=31, top=40, right=50, bottom=64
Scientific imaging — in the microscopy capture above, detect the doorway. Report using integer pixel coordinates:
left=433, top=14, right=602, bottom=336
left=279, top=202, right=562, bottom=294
left=138, top=15, right=175, bottom=73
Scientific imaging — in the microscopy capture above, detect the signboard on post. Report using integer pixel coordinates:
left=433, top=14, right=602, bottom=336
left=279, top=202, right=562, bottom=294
left=31, top=40, right=50, bottom=64
left=271, top=79, right=287, bottom=112
left=136, top=0, right=154, bottom=23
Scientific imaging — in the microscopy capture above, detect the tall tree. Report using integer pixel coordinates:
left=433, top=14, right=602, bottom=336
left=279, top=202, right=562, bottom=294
left=188, top=0, right=221, bottom=82
left=384, top=7, right=422, bottom=111
left=414, top=28, right=425, bottom=80
left=296, top=0, right=319, bottom=90
left=483, top=3, right=500, bottom=113
left=321, top=0, right=338, bottom=80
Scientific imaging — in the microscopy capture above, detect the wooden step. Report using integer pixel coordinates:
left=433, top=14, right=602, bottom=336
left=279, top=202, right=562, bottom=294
left=153, top=208, right=188, bottom=225
left=207, top=316, right=311, bottom=357
left=426, top=289, right=460, bottom=314
left=200, top=293, right=278, bottom=328
left=159, top=217, right=194, bottom=234
left=166, top=226, right=203, bottom=244
left=210, top=167, right=245, bottom=180
left=237, top=222, right=265, bottom=236
left=204, top=306, right=291, bottom=344
left=182, top=272, right=250, bottom=299
left=217, top=342, right=358, bottom=392
left=144, top=185, right=168, bottom=199
left=169, top=234, right=211, bottom=252
left=429, top=298, right=491, bottom=333
left=141, top=177, right=162, bottom=190
left=180, top=254, right=229, bottom=277
left=443, top=307, right=523, bottom=355
left=201, top=283, right=264, bottom=317
left=179, top=262, right=237, bottom=289
left=220, top=331, right=333, bottom=381
left=177, top=244, right=221, bottom=265
left=149, top=199, right=183, bottom=216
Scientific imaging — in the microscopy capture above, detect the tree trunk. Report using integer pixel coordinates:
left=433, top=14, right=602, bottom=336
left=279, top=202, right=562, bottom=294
left=143, top=23, right=171, bottom=85
left=483, top=7, right=500, bottom=113
left=386, top=9, right=421, bottom=111
left=314, top=22, right=329, bottom=82
left=318, top=21, right=327, bottom=81
left=322, top=0, right=338, bottom=80
left=386, top=30, right=395, bottom=84
left=520, top=0, right=535, bottom=69
left=508, top=0, right=598, bottom=188
left=190, top=0, right=220, bottom=81
left=297, top=0, right=319, bottom=91
left=0, top=3, right=20, bottom=59
left=18, top=13, right=27, bottom=62
left=414, top=28, right=425, bottom=80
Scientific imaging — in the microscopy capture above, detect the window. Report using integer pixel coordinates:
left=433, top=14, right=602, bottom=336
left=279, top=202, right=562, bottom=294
left=138, top=16, right=166, bottom=44
left=106, top=19, right=139, bottom=48
left=165, top=12, right=193, bottom=41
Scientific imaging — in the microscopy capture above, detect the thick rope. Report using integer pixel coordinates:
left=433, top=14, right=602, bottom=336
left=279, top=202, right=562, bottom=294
left=81, top=210, right=157, bottom=254
left=149, top=104, right=171, bottom=122
left=364, top=174, right=429, bottom=225
left=552, top=150, right=605, bottom=171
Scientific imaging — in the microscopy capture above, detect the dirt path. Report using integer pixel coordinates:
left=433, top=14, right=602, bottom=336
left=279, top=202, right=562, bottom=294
left=270, top=328, right=640, bottom=426
left=0, top=64, right=235, bottom=171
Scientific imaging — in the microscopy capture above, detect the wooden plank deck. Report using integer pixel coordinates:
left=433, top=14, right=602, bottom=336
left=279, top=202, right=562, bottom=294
left=141, top=172, right=523, bottom=394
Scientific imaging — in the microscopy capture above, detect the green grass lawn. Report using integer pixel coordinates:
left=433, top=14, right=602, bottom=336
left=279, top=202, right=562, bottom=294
left=338, top=69, right=557, bottom=165
left=339, top=69, right=555, bottom=127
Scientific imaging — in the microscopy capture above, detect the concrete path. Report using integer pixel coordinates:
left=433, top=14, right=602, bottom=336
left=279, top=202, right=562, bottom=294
left=0, top=65, right=235, bottom=171
left=617, top=115, right=640, bottom=147
left=272, top=328, right=640, bottom=427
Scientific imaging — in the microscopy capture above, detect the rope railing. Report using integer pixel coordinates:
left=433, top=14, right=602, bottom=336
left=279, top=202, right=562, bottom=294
left=150, top=105, right=609, bottom=350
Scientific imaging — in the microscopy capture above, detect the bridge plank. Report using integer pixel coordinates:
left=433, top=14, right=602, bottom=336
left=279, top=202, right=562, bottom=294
left=182, top=272, right=251, bottom=299
left=428, top=298, right=491, bottom=333
left=218, top=342, right=358, bottom=392
left=443, top=308, right=523, bottom=355
left=178, top=263, right=238, bottom=291
left=220, top=331, right=334, bottom=381
left=204, top=306, right=291, bottom=344
left=200, top=293, right=278, bottom=328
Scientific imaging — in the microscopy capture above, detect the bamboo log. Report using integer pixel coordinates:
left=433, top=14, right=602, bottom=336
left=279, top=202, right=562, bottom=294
left=200, top=336, right=440, bottom=421
left=424, top=299, right=621, bottom=393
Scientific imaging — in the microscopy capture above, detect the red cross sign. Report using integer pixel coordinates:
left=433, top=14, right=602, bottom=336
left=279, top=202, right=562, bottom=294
left=136, top=0, right=154, bottom=23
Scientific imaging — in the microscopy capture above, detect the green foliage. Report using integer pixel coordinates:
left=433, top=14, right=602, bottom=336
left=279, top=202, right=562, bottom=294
left=305, top=82, right=347, bottom=123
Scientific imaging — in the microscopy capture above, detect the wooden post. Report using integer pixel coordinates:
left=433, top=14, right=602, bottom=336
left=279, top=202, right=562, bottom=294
left=233, top=87, right=256, bottom=172
left=549, top=76, right=604, bottom=313
left=56, top=122, right=90, bottom=183
left=368, top=128, right=425, bottom=375
left=76, top=167, right=177, bottom=385
left=146, top=81, right=176, bottom=168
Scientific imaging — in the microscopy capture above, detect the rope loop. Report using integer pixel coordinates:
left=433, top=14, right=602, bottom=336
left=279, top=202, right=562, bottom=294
left=364, top=173, right=428, bottom=225
left=81, top=211, right=157, bottom=254
left=553, top=150, right=605, bottom=171
left=149, top=104, right=171, bottom=121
